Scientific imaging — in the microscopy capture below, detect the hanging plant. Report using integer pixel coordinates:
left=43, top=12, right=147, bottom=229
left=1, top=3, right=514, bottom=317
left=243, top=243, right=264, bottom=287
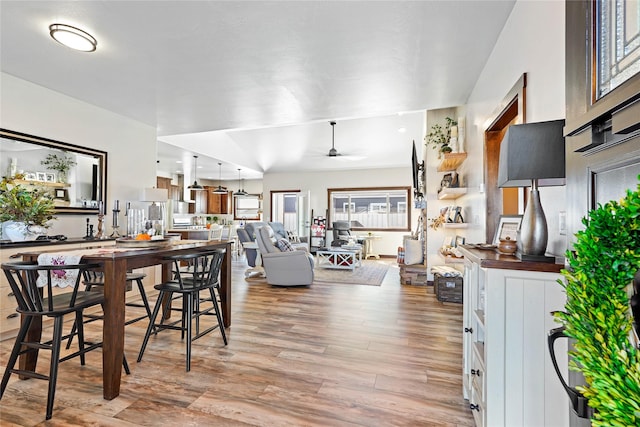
left=554, top=177, right=640, bottom=426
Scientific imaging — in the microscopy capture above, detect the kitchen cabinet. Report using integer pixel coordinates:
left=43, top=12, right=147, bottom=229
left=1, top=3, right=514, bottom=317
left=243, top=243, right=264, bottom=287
left=207, top=189, right=230, bottom=214
left=458, top=246, right=568, bottom=427
left=188, top=189, right=208, bottom=214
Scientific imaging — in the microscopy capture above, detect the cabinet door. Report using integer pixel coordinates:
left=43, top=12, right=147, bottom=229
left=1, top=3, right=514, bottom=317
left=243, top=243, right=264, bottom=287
left=156, top=176, right=172, bottom=190
left=208, top=193, right=222, bottom=213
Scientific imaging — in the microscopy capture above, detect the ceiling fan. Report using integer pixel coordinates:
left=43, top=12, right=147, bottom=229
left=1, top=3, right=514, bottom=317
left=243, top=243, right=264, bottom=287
left=328, top=121, right=340, bottom=157
left=323, top=121, right=365, bottom=161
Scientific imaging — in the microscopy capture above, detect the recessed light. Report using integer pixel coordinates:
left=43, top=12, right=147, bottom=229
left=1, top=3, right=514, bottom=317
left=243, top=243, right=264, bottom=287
left=49, top=24, right=97, bottom=52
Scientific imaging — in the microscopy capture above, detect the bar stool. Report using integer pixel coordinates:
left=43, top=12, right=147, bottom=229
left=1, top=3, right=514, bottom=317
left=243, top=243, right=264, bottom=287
left=1, top=261, right=105, bottom=420
left=137, top=249, right=227, bottom=371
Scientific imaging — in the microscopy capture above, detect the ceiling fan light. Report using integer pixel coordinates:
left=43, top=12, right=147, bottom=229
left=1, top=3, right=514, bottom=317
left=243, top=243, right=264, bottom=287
left=49, top=23, right=97, bottom=52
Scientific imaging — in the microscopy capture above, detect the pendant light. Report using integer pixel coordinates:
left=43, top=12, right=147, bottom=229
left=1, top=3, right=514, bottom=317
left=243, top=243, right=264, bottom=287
left=187, top=155, right=204, bottom=190
left=234, top=168, right=248, bottom=197
left=212, top=162, right=227, bottom=194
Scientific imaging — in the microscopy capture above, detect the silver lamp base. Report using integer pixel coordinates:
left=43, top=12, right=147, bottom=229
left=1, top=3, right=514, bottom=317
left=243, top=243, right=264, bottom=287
left=517, top=179, right=551, bottom=258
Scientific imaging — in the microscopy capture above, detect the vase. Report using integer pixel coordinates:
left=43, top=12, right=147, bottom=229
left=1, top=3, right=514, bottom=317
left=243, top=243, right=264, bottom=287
left=57, top=171, right=67, bottom=183
left=2, top=221, right=46, bottom=242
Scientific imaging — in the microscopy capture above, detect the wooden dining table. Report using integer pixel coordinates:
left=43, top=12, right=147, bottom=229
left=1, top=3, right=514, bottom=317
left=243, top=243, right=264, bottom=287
left=19, top=239, right=233, bottom=400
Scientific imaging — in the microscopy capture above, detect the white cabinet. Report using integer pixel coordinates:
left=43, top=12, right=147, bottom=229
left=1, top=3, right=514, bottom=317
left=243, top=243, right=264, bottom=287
left=460, top=246, right=569, bottom=427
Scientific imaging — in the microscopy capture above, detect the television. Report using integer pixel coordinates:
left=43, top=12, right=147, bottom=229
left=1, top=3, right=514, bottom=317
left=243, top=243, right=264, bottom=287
left=412, top=140, right=424, bottom=199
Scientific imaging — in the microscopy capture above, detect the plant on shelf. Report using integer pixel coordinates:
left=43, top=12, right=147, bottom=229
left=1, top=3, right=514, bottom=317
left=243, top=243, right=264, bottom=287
left=425, top=117, right=457, bottom=156
left=41, top=152, right=76, bottom=183
left=554, top=177, right=640, bottom=426
left=0, top=177, right=56, bottom=241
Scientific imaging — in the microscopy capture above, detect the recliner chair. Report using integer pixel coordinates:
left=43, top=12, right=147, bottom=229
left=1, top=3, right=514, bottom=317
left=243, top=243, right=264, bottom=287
left=255, top=226, right=314, bottom=286
left=331, top=221, right=352, bottom=247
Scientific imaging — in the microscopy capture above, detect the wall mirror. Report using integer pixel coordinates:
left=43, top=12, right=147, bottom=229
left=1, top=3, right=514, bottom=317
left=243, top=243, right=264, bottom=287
left=0, top=128, right=107, bottom=214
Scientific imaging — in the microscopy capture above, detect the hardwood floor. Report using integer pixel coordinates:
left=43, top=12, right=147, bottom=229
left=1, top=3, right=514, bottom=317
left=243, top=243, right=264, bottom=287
left=0, top=258, right=473, bottom=426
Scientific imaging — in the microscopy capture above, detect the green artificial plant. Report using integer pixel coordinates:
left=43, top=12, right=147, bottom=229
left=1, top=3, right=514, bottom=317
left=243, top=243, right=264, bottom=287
left=0, top=177, right=56, bottom=227
left=41, top=152, right=76, bottom=183
left=425, top=117, right=457, bottom=154
left=554, top=177, right=640, bottom=426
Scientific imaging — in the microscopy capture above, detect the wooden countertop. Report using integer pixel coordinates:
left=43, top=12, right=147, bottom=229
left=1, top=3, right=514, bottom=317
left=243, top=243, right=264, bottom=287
left=457, top=245, right=565, bottom=273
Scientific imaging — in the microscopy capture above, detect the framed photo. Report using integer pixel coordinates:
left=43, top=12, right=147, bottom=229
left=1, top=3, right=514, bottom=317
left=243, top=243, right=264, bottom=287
left=493, top=215, right=523, bottom=245
left=455, top=235, right=465, bottom=247
left=24, top=172, right=37, bottom=181
left=45, top=172, right=56, bottom=182
left=36, top=172, right=47, bottom=181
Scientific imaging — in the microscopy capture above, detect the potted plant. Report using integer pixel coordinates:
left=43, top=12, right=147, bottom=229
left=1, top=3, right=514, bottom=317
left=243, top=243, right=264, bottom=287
left=41, top=152, right=76, bottom=183
left=554, top=179, right=640, bottom=426
left=0, top=176, right=56, bottom=241
left=425, top=117, right=457, bottom=156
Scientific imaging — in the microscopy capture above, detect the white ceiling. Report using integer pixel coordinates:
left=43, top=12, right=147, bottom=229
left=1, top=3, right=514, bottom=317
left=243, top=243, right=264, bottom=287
left=0, top=1, right=515, bottom=181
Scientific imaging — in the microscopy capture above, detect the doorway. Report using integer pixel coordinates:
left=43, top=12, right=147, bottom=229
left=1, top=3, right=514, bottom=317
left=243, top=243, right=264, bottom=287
left=484, top=74, right=527, bottom=243
left=270, top=190, right=310, bottom=240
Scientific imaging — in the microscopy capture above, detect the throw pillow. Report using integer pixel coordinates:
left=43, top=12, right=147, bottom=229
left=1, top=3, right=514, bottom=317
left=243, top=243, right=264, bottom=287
left=276, top=238, right=295, bottom=252
left=404, top=239, right=424, bottom=265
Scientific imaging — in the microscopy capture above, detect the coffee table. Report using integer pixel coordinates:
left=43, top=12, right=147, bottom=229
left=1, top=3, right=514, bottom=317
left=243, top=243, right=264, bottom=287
left=316, top=246, right=362, bottom=270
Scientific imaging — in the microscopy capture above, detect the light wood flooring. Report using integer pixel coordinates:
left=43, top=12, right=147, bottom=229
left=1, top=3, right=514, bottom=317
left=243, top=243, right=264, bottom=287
left=0, top=258, right=473, bottom=426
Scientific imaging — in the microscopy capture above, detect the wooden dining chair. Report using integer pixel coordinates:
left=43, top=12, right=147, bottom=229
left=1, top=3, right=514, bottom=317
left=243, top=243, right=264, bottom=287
left=137, top=249, right=227, bottom=371
left=0, top=261, right=104, bottom=420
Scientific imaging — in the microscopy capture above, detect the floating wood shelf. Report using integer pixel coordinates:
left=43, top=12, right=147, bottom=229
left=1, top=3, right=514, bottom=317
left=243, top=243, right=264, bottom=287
left=439, top=252, right=464, bottom=264
left=437, top=152, right=467, bottom=172
left=13, top=179, right=66, bottom=188
left=437, top=187, right=468, bottom=200
left=443, top=223, right=468, bottom=229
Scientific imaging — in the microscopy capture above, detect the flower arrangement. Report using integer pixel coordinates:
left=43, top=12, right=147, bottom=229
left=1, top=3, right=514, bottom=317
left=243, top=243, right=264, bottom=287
left=425, top=117, right=457, bottom=155
left=41, top=152, right=76, bottom=183
left=0, top=176, right=56, bottom=229
left=554, top=177, right=640, bottom=426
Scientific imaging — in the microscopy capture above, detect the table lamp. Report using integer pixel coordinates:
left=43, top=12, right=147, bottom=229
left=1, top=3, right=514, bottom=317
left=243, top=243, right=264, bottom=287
left=142, top=188, right=169, bottom=237
left=497, top=119, right=565, bottom=262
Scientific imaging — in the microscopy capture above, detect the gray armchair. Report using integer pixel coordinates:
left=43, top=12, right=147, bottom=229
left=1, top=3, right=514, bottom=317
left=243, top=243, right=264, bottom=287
left=255, top=226, right=314, bottom=286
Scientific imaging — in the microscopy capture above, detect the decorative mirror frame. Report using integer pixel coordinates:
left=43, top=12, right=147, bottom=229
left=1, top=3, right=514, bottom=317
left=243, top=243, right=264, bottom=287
left=0, top=128, right=107, bottom=215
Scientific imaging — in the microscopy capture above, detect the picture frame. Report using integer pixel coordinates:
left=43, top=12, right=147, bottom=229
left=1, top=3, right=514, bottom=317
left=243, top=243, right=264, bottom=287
left=24, top=172, right=37, bottom=181
left=36, top=172, right=47, bottom=181
left=455, top=235, right=465, bottom=247
left=45, top=172, right=56, bottom=183
left=54, top=189, right=68, bottom=200
left=493, top=215, right=523, bottom=245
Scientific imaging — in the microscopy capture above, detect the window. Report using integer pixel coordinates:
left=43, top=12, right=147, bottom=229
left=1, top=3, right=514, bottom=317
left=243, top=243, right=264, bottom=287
left=328, top=187, right=411, bottom=231
left=234, top=195, right=260, bottom=220
left=596, top=0, right=640, bottom=100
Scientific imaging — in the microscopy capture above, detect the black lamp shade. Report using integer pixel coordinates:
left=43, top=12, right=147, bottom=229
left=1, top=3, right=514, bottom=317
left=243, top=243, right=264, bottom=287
left=498, top=119, right=566, bottom=188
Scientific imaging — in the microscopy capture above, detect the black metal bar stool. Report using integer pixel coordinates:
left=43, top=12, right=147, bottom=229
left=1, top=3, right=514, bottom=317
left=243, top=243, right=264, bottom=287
left=137, top=249, right=227, bottom=371
left=0, top=261, right=105, bottom=420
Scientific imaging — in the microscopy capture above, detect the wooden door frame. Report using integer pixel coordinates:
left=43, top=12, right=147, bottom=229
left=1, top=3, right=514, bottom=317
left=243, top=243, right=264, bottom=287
left=484, top=74, right=527, bottom=243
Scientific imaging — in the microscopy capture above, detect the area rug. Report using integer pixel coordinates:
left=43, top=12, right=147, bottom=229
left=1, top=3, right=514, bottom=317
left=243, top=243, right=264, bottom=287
left=313, top=260, right=390, bottom=286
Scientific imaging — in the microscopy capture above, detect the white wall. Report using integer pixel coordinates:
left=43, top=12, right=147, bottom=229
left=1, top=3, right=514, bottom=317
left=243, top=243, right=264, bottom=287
left=263, top=167, right=417, bottom=256
left=462, top=0, right=566, bottom=256
left=1, top=72, right=157, bottom=238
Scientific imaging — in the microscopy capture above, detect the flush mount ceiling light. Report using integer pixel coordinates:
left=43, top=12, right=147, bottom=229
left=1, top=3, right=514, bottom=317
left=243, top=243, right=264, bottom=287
left=49, top=24, right=97, bottom=52
left=234, top=168, right=248, bottom=197
left=212, top=162, right=227, bottom=194
left=187, top=155, right=204, bottom=190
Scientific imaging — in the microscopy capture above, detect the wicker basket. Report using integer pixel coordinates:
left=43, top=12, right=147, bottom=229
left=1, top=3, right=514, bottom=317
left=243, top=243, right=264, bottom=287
left=434, top=273, right=463, bottom=303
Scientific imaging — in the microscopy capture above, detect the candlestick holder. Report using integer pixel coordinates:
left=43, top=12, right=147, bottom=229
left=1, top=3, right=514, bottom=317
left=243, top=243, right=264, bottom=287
left=110, top=209, right=122, bottom=238
left=95, top=213, right=105, bottom=239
